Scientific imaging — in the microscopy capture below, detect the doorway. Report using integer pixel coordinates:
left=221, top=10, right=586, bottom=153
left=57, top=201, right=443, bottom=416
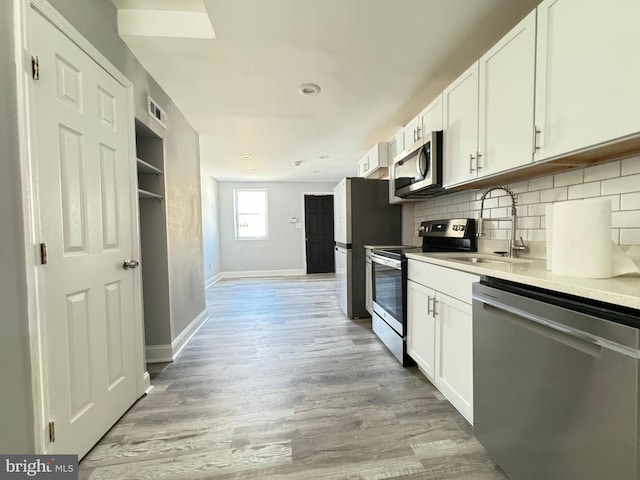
left=304, top=195, right=335, bottom=274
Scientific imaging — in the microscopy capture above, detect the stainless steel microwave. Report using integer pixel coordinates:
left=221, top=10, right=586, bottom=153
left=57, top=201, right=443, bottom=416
left=390, top=130, right=443, bottom=198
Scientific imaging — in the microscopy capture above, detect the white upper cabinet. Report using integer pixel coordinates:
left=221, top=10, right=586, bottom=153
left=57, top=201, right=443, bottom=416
left=420, top=94, right=443, bottom=134
left=443, top=63, right=479, bottom=187
left=388, top=130, right=405, bottom=204
left=444, top=11, right=537, bottom=188
left=400, top=95, right=444, bottom=157
left=478, top=10, right=537, bottom=177
left=534, top=0, right=640, bottom=161
left=357, top=157, right=368, bottom=177
left=389, top=131, right=401, bottom=161
left=402, top=116, right=421, bottom=152
left=357, top=142, right=389, bottom=179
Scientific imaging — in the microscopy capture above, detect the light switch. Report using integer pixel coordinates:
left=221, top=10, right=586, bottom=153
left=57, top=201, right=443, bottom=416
left=295, top=223, right=302, bottom=229
left=289, top=216, right=297, bottom=223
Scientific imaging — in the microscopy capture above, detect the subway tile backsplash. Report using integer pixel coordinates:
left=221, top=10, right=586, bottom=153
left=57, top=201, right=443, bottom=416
left=413, top=154, right=640, bottom=246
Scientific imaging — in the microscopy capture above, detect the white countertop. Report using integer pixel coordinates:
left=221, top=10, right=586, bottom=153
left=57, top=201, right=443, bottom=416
left=364, top=244, right=418, bottom=249
left=406, top=252, right=640, bottom=311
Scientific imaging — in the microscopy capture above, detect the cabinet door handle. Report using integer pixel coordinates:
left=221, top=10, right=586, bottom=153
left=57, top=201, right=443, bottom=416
left=469, top=153, right=476, bottom=173
left=427, top=296, right=437, bottom=316
left=532, top=126, right=541, bottom=154
left=476, top=151, right=482, bottom=170
left=416, top=126, right=421, bottom=140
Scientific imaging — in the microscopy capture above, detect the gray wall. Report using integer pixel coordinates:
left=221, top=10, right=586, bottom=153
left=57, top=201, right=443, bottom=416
left=164, top=105, right=205, bottom=335
left=0, top=0, right=35, bottom=454
left=218, top=182, right=337, bottom=273
left=48, top=0, right=207, bottom=339
left=201, top=176, right=222, bottom=282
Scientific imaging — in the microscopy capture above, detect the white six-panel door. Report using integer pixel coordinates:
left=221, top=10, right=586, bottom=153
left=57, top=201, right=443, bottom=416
left=31, top=10, right=139, bottom=458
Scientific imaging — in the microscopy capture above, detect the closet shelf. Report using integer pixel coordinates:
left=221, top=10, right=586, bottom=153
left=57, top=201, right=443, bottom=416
left=138, top=188, right=163, bottom=200
left=136, top=158, right=163, bottom=175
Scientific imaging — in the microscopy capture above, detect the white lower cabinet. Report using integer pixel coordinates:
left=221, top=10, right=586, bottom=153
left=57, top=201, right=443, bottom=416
left=407, top=260, right=479, bottom=424
left=433, top=292, right=473, bottom=423
left=407, top=280, right=436, bottom=378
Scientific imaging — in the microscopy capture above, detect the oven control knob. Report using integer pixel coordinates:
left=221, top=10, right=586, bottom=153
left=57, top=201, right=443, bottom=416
left=419, top=225, right=427, bottom=232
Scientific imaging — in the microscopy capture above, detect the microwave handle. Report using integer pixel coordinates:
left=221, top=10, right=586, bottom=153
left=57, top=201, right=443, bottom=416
left=416, top=146, right=428, bottom=178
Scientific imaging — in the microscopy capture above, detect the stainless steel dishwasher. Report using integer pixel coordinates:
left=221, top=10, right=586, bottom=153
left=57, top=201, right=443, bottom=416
left=473, top=279, right=640, bottom=480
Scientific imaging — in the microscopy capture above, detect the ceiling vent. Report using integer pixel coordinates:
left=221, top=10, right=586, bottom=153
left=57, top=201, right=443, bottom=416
left=147, top=95, right=167, bottom=129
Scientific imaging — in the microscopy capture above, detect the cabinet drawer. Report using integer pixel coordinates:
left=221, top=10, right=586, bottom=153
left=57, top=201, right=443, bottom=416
left=408, top=260, right=480, bottom=304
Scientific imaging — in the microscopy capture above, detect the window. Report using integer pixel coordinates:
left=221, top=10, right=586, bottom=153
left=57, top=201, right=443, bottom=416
left=234, top=189, right=268, bottom=240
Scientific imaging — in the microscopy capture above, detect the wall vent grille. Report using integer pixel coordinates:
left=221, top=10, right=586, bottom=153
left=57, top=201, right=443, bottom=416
left=147, top=95, right=167, bottom=129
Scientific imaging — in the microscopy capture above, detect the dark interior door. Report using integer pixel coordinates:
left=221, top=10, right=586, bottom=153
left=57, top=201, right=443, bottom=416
left=305, top=195, right=335, bottom=274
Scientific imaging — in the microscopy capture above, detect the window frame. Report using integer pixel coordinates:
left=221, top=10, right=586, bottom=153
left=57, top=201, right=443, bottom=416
left=233, top=188, right=269, bottom=240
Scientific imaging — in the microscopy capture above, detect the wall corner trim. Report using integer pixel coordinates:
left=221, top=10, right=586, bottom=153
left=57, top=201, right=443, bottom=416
left=145, top=309, right=209, bottom=364
left=145, top=344, right=173, bottom=364
left=205, top=272, right=223, bottom=289
left=171, top=309, right=209, bottom=360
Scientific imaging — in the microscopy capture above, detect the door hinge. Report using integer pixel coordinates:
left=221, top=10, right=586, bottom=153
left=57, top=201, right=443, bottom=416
left=40, top=242, right=48, bottom=265
left=32, top=55, right=39, bottom=80
left=48, top=421, right=55, bottom=443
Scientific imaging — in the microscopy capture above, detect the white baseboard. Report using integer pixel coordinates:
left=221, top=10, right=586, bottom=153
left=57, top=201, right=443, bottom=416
left=145, top=344, right=173, bottom=364
left=171, top=309, right=209, bottom=360
left=205, top=272, right=223, bottom=288
left=145, top=309, right=209, bottom=363
left=220, top=269, right=305, bottom=279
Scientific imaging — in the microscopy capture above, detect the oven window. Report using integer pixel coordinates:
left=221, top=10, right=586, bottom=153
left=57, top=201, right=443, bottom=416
left=372, top=261, right=403, bottom=322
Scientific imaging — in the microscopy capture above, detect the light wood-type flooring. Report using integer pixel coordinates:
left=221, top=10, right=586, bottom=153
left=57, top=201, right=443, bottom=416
left=79, top=274, right=507, bottom=479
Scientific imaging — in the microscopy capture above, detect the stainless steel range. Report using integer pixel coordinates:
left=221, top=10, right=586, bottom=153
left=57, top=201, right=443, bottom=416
left=371, top=218, right=476, bottom=365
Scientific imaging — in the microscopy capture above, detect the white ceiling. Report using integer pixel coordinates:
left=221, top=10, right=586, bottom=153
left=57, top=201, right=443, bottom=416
left=111, top=0, right=541, bottom=182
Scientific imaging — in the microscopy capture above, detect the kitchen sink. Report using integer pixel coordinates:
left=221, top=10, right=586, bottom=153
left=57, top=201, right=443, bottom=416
left=441, top=254, right=533, bottom=265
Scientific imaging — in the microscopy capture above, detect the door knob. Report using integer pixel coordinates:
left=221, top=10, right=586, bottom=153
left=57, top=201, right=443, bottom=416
left=122, top=259, right=139, bottom=270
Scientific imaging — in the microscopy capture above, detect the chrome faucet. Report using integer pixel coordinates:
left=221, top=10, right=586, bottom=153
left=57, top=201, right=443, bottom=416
left=477, top=186, right=527, bottom=258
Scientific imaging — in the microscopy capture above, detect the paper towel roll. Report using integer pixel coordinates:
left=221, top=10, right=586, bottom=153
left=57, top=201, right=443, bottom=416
left=551, top=199, right=612, bottom=278
left=545, top=204, right=554, bottom=270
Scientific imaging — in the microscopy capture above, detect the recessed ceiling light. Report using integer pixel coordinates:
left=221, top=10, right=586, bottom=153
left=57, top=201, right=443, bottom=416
left=298, top=83, right=321, bottom=96
left=293, top=160, right=303, bottom=166
left=319, top=155, right=330, bottom=160
left=313, top=170, right=321, bottom=174
left=250, top=169, right=258, bottom=174
left=240, top=154, right=253, bottom=160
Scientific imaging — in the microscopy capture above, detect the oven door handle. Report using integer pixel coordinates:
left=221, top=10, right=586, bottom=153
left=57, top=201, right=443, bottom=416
left=370, top=253, right=402, bottom=270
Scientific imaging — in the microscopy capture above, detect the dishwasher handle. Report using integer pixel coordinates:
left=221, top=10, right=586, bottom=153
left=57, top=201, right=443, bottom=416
left=474, top=292, right=604, bottom=358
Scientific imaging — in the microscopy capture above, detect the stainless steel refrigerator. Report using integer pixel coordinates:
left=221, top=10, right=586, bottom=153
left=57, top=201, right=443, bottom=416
left=334, top=178, right=402, bottom=318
